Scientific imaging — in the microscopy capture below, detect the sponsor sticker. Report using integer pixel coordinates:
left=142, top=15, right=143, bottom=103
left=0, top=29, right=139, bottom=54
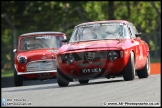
left=35, top=36, right=51, bottom=39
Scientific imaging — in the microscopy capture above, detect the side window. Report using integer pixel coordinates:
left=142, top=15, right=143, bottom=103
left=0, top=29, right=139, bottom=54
left=123, top=25, right=131, bottom=38
left=69, top=27, right=78, bottom=42
left=129, top=25, right=136, bottom=38
left=56, top=36, right=64, bottom=47
left=77, top=27, right=83, bottom=40
left=133, top=26, right=138, bottom=34
left=20, top=38, right=25, bottom=50
left=128, top=27, right=132, bottom=36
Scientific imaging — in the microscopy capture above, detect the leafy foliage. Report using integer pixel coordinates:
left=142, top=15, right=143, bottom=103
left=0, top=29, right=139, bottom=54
left=1, top=1, right=161, bottom=70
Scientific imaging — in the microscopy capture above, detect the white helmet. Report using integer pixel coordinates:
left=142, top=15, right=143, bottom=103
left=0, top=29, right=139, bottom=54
left=26, top=42, right=36, bottom=50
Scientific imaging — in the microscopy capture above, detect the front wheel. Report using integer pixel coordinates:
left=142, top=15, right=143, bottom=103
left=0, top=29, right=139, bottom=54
left=136, top=53, right=150, bottom=78
left=57, top=67, right=69, bottom=87
left=123, top=51, right=135, bottom=81
left=14, top=69, right=23, bottom=86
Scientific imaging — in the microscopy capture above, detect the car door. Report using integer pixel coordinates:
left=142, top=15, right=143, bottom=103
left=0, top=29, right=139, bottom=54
left=129, top=24, right=144, bottom=68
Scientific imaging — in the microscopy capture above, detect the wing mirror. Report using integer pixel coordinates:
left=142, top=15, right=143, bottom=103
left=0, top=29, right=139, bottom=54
left=62, top=39, right=68, bottom=42
left=135, top=32, right=142, bottom=37
left=13, top=49, right=17, bottom=53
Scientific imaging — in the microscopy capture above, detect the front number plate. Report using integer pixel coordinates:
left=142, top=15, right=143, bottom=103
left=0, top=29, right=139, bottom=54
left=37, top=73, right=50, bottom=76
left=37, top=73, right=51, bottom=79
left=81, top=68, right=103, bottom=73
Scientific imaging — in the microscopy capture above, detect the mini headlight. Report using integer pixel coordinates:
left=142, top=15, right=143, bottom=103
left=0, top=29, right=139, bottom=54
left=64, top=54, right=74, bottom=64
left=107, top=51, right=118, bottom=61
left=18, top=56, right=27, bottom=64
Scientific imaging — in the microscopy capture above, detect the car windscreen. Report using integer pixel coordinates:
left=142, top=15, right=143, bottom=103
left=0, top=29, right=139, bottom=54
left=69, top=23, right=129, bottom=42
left=19, top=36, right=64, bottom=51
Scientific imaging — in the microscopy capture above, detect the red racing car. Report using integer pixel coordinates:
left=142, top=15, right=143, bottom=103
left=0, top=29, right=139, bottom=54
left=13, top=32, right=66, bottom=86
left=56, top=20, right=150, bottom=87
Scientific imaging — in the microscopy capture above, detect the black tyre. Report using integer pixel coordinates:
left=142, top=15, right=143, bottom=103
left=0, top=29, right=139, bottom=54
left=14, top=69, right=23, bottom=86
left=136, top=53, right=150, bottom=78
left=78, top=79, right=89, bottom=84
left=57, top=67, right=69, bottom=87
left=123, top=51, right=135, bottom=81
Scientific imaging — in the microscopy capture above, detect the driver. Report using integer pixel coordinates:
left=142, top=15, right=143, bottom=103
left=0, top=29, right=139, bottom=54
left=81, top=28, right=98, bottom=40
left=24, top=37, right=40, bottom=50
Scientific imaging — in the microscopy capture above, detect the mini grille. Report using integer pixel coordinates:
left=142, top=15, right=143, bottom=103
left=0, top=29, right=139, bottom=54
left=26, top=60, right=57, bottom=72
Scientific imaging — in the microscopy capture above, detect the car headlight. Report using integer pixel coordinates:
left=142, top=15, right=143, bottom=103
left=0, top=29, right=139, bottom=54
left=58, top=56, right=63, bottom=62
left=18, top=56, right=27, bottom=64
left=64, top=54, right=74, bottom=64
left=107, top=51, right=118, bottom=61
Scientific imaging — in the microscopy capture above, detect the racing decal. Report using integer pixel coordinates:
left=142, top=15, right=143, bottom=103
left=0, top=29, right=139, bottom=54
left=35, top=36, right=51, bottom=39
left=143, top=45, right=146, bottom=54
left=136, top=46, right=138, bottom=53
left=139, top=45, right=143, bottom=60
left=101, top=23, right=123, bottom=25
left=81, top=23, right=101, bottom=28
left=92, top=23, right=101, bottom=27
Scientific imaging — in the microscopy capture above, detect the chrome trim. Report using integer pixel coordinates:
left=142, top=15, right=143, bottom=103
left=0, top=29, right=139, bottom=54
left=26, top=59, right=55, bottom=65
left=26, top=59, right=57, bottom=71
left=14, top=59, right=57, bottom=74
left=21, top=32, right=65, bottom=36
left=17, top=70, right=57, bottom=75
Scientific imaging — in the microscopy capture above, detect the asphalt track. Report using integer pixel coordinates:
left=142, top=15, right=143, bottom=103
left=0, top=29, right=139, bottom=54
left=1, top=74, right=161, bottom=107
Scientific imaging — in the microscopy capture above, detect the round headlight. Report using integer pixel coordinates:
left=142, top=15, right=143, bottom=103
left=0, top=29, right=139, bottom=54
left=18, top=56, right=27, bottom=64
left=64, top=55, right=68, bottom=62
left=64, top=54, right=74, bottom=64
left=107, top=51, right=118, bottom=61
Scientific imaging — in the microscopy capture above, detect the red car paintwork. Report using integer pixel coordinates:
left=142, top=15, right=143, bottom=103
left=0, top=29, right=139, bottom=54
left=56, top=20, right=150, bottom=86
left=14, top=32, right=66, bottom=86
left=57, top=39, right=148, bottom=75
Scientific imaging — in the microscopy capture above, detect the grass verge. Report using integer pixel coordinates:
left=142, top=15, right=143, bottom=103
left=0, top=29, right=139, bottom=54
left=1, top=70, right=13, bottom=78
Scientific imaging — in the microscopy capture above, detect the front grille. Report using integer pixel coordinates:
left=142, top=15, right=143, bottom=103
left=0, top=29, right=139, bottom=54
left=72, top=50, right=120, bottom=61
left=73, top=51, right=107, bottom=61
left=26, top=59, right=57, bottom=72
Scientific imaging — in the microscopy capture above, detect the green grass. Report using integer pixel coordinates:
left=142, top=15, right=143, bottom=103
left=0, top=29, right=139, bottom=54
left=150, top=58, right=161, bottom=63
left=1, top=70, right=14, bottom=78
